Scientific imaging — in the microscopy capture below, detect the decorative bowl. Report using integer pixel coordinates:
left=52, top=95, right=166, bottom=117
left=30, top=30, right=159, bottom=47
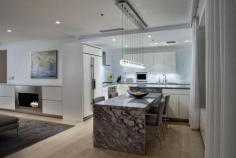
left=127, top=90, right=149, bottom=99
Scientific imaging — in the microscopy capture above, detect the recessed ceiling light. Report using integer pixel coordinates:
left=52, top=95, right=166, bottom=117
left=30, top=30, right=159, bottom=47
left=55, top=20, right=61, bottom=24
left=125, top=45, right=128, bottom=48
left=147, top=35, right=152, bottom=38
left=7, top=29, right=12, bottom=33
left=112, top=38, right=116, bottom=42
left=154, top=42, right=158, bottom=45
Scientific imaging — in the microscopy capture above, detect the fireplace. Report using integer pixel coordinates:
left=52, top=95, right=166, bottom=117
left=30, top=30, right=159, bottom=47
left=15, top=86, right=42, bottom=113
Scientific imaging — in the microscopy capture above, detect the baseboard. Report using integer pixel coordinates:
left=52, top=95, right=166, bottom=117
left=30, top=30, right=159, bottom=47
left=0, top=108, right=63, bottom=119
left=83, top=115, right=93, bottom=121
left=168, top=118, right=189, bottom=122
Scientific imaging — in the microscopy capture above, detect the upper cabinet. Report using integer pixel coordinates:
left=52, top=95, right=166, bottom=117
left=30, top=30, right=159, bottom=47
left=143, top=53, right=154, bottom=68
left=144, top=52, right=176, bottom=73
left=0, top=50, right=7, bottom=83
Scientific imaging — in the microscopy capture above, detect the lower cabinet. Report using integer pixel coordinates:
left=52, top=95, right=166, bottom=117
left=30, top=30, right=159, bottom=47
left=167, top=95, right=179, bottom=118
left=42, top=100, right=62, bottom=116
left=178, top=95, right=190, bottom=119
left=42, top=87, right=63, bottom=116
left=163, top=89, right=190, bottom=120
left=0, top=97, right=15, bottom=110
left=0, top=84, right=15, bottom=110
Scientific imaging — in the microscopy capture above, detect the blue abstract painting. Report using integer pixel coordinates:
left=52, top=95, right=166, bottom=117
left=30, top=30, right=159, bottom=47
left=31, top=50, right=58, bottom=79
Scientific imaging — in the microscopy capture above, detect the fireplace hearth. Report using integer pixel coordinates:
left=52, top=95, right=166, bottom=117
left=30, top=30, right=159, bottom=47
left=15, top=86, right=42, bottom=113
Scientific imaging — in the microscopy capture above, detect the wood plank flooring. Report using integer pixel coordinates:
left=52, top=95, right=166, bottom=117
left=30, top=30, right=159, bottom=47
left=0, top=110, right=204, bottom=158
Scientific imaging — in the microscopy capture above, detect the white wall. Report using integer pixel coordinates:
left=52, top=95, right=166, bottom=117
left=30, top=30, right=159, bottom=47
left=0, top=39, right=73, bottom=86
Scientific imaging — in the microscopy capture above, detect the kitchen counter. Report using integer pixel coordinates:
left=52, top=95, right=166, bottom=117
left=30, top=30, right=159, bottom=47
left=95, top=93, right=161, bottom=109
left=93, top=93, right=162, bottom=155
left=129, top=84, right=190, bottom=89
left=103, top=82, right=190, bottom=89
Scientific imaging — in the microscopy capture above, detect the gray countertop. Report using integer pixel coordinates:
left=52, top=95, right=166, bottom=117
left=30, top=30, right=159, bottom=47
left=129, top=84, right=190, bottom=89
left=94, top=93, right=162, bottom=109
left=102, top=83, right=190, bottom=89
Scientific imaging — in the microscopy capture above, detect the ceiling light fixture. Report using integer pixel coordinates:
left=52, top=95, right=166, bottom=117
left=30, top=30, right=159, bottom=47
left=148, top=35, right=152, bottom=38
left=55, top=20, right=61, bottom=24
left=112, top=38, right=116, bottom=42
left=116, top=0, right=148, bottom=29
left=7, top=29, right=12, bottom=33
left=120, top=59, right=145, bottom=69
left=117, top=0, right=146, bottom=69
left=185, top=40, right=190, bottom=43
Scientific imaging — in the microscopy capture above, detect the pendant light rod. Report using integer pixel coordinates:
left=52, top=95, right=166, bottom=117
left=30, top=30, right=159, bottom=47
left=116, top=0, right=148, bottom=29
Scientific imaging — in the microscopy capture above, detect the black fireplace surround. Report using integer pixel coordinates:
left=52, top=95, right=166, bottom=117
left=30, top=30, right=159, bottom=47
left=15, top=86, right=42, bottom=113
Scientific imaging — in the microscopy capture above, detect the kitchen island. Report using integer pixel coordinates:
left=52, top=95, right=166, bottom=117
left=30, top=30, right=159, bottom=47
left=93, top=93, right=162, bottom=155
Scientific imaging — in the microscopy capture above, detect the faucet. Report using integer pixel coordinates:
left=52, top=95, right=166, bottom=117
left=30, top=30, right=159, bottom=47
left=162, top=74, right=167, bottom=84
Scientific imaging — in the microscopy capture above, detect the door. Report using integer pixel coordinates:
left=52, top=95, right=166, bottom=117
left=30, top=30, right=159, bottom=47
left=83, top=54, right=102, bottom=118
left=0, top=50, right=7, bottom=83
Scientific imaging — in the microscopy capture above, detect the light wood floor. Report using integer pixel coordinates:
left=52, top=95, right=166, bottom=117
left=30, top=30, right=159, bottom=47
left=0, top=110, right=204, bottom=158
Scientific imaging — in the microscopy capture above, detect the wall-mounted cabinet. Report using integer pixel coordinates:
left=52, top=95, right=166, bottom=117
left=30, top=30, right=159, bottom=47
left=122, top=52, right=176, bottom=74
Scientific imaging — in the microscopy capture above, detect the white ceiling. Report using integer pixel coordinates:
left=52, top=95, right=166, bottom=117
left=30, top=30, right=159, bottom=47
left=0, top=0, right=192, bottom=43
left=84, top=28, right=192, bottom=50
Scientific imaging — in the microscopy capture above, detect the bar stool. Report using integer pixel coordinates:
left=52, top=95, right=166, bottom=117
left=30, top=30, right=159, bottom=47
left=146, top=100, right=165, bottom=148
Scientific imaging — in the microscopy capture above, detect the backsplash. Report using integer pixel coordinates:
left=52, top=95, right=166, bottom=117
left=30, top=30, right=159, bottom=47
left=123, top=72, right=190, bottom=84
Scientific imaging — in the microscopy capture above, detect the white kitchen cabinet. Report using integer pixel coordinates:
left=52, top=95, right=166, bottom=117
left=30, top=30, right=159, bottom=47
left=167, top=95, right=179, bottom=118
left=179, top=95, right=190, bottom=119
left=163, top=89, right=190, bottom=119
left=153, top=52, right=176, bottom=73
left=143, top=53, right=154, bottom=69
left=42, top=100, right=62, bottom=116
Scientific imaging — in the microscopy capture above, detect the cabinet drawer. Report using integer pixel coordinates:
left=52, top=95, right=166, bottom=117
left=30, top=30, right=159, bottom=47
left=0, top=85, right=15, bottom=97
left=0, top=97, right=15, bottom=110
left=42, top=87, right=62, bottom=101
left=42, top=100, right=62, bottom=116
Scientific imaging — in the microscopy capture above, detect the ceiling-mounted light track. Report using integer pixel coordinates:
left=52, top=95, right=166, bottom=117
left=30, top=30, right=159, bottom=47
left=100, top=28, right=124, bottom=33
left=116, top=0, right=148, bottom=29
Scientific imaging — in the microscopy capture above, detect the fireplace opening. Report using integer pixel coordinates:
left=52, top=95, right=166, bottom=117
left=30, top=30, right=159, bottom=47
left=18, top=93, right=39, bottom=108
left=15, top=86, right=42, bottom=113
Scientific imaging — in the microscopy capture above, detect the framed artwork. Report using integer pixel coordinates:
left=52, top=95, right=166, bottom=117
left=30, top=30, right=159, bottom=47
left=31, top=50, right=58, bottom=79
